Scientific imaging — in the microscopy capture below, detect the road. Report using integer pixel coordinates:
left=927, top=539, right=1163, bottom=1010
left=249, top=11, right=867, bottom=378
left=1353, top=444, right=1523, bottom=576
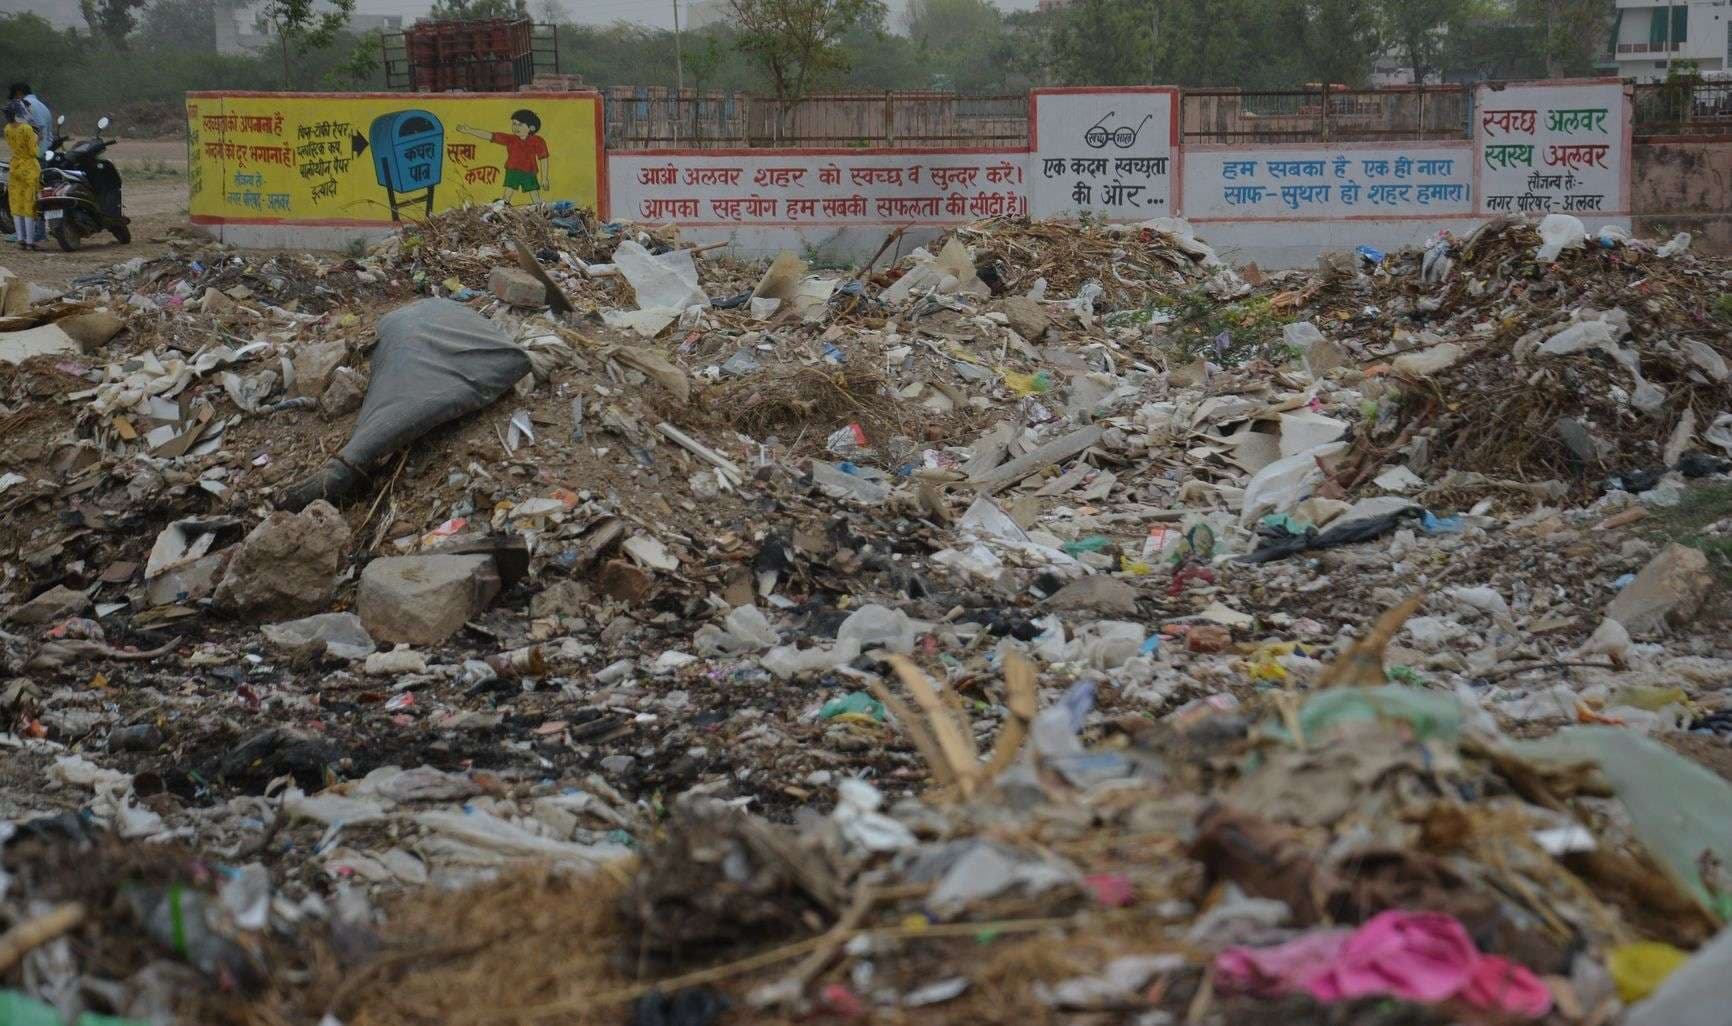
left=4, top=138, right=191, bottom=291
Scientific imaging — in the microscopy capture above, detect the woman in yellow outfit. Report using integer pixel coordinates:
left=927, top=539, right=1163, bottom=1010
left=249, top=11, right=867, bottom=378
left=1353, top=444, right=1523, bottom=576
left=5, top=101, right=42, bottom=251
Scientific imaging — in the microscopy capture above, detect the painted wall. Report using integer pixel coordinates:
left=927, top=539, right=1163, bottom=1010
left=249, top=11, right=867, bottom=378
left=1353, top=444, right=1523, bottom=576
left=192, top=81, right=1709, bottom=270
left=1631, top=136, right=1732, bottom=250
left=186, top=91, right=603, bottom=230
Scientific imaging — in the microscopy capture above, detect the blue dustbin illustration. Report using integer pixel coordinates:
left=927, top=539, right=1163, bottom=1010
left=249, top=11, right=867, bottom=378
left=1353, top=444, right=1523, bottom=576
left=370, top=110, right=444, bottom=220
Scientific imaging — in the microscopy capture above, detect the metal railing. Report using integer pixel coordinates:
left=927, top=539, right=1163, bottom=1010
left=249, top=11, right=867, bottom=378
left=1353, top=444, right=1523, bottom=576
left=603, top=89, right=1029, bottom=150
left=1182, top=86, right=1472, bottom=144
left=1633, top=80, right=1732, bottom=135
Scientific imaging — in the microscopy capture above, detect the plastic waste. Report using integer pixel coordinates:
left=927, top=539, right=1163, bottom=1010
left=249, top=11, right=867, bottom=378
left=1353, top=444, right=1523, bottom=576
left=261, top=612, right=376, bottom=662
left=1355, top=244, right=1385, bottom=265
left=1294, top=685, right=1463, bottom=742
left=127, top=884, right=263, bottom=986
left=761, top=638, right=862, bottom=680
left=837, top=604, right=917, bottom=655
left=0, top=992, right=147, bottom=1026
left=278, top=300, right=531, bottom=511
left=1656, top=231, right=1693, bottom=258
left=820, top=691, right=886, bottom=721
left=1624, top=926, right=1732, bottom=1026
left=614, top=239, right=707, bottom=312
left=1240, top=442, right=1348, bottom=526
left=833, top=777, right=916, bottom=852
left=1535, top=213, right=1587, bottom=262
left=1512, top=728, right=1732, bottom=918
left=1608, top=942, right=1689, bottom=1002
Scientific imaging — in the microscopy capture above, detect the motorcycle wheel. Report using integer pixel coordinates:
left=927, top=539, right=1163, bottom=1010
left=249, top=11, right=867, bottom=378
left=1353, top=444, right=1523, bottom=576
left=111, top=224, right=131, bottom=244
left=53, top=220, right=81, bottom=252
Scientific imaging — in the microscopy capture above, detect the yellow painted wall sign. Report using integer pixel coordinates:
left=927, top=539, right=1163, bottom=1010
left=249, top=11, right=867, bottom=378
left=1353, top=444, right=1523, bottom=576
left=186, top=91, right=603, bottom=227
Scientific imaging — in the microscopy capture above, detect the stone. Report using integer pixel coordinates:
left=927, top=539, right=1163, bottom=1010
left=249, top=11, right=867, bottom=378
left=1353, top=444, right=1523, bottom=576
left=7, top=585, right=92, bottom=626
left=1045, top=575, right=1139, bottom=616
left=1606, top=543, right=1713, bottom=637
left=291, top=340, right=347, bottom=399
left=600, top=754, right=638, bottom=775
left=530, top=580, right=592, bottom=619
left=214, top=501, right=350, bottom=620
left=320, top=367, right=367, bottom=416
left=357, top=554, right=501, bottom=645
left=598, top=559, right=653, bottom=604
left=1003, top=296, right=1051, bottom=339
left=489, top=266, right=547, bottom=308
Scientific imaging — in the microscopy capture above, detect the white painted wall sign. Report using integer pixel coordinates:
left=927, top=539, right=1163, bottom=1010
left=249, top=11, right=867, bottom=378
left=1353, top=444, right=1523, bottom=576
left=607, top=149, right=1027, bottom=227
left=1475, top=80, right=1631, bottom=216
left=1030, top=88, right=1177, bottom=220
left=1183, top=143, right=1473, bottom=220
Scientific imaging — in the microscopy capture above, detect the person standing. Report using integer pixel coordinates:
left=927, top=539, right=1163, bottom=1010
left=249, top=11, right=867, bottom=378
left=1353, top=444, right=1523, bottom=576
left=6, top=83, right=51, bottom=158
left=4, top=101, right=42, bottom=251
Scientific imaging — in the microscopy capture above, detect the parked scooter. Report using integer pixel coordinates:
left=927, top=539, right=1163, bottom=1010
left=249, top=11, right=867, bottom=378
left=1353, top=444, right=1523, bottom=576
left=38, top=115, right=130, bottom=251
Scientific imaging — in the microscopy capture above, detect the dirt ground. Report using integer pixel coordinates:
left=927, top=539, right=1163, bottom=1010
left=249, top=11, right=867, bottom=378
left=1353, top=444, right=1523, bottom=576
left=5, top=138, right=192, bottom=289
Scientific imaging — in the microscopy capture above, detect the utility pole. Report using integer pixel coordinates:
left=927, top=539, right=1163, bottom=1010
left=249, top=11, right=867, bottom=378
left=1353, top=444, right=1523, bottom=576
left=673, top=0, right=685, bottom=94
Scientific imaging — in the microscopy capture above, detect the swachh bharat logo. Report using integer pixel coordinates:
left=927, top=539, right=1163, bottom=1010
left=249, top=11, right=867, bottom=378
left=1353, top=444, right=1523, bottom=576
left=1084, top=111, right=1155, bottom=149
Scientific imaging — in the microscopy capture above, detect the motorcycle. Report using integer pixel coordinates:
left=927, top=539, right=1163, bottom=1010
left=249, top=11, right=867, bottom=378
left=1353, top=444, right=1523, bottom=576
left=38, top=115, right=130, bottom=251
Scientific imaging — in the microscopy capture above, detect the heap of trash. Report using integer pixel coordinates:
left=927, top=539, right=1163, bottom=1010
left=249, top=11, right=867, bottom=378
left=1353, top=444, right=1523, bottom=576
left=0, top=204, right=1730, bottom=1026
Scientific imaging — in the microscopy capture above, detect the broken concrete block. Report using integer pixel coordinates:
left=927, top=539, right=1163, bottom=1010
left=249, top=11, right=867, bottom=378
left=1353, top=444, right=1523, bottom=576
left=489, top=266, right=547, bottom=308
left=530, top=579, right=592, bottom=619
left=1606, top=542, right=1712, bottom=636
left=598, top=559, right=652, bottom=604
left=320, top=366, right=366, bottom=416
left=291, top=340, right=347, bottom=399
left=214, top=501, right=351, bottom=620
left=7, top=585, right=92, bottom=626
left=358, top=554, right=501, bottom=645
left=1045, top=575, right=1139, bottom=617
left=1003, top=296, right=1051, bottom=339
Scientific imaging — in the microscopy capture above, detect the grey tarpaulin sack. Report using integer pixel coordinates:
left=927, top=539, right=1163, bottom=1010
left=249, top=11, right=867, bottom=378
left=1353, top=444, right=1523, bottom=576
left=278, top=298, right=531, bottom=512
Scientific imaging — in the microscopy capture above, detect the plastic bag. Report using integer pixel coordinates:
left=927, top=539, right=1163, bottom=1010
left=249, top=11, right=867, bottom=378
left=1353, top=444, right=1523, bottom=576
left=1535, top=213, right=1587, bottom=262
left=279, top=300, right=530, bottom=511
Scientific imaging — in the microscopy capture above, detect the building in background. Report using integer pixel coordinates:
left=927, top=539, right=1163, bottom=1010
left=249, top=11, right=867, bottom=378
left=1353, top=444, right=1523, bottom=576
left=1609, top=0, right=1732, bottom=80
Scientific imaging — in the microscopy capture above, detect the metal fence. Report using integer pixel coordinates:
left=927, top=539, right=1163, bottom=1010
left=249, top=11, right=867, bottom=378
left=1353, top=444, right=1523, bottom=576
left=1181, top=86, right=1473, bottom=144
left=1632, top=80, right=1732, bottom=135
left=603, top=89, right=1029, bottom=150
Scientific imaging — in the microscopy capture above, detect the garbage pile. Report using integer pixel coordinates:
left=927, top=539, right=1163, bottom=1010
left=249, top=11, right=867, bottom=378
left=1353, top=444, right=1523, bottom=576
left=0, top=204, right=1730, bottom=1026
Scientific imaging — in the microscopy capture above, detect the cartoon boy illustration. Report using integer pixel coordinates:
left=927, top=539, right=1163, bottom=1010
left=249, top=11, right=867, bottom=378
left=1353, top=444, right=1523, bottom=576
left=456, top=109, right=549, bottom=205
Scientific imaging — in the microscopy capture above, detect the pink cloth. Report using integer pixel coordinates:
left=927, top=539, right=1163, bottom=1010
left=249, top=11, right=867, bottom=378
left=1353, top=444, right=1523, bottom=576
left=1216, top=910, right=1552, bottom=1018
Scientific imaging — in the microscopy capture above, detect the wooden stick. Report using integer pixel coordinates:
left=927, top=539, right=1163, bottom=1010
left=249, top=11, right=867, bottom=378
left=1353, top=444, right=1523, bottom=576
left=981, top=653, right=1038, bottom=779
left=0, top=903, right=84, bottom=973
left=888, top=654, right=979, bottom=794
left=867, top=676, right=956, bottom=789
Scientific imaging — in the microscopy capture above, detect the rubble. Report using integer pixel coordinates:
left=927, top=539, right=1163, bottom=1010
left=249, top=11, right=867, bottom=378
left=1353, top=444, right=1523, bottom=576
left=356, top=553, right=502, bottom=645
left=2, top=207, right=1732, bottom=1026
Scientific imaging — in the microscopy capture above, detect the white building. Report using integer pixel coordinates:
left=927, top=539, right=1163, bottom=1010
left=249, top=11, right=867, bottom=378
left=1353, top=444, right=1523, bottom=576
left=1609, top=0, right=1732, bottom=81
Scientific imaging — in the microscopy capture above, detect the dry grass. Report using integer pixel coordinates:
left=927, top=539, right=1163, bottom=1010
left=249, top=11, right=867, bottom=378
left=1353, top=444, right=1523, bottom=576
left=707, top=364, right=915, bottom=452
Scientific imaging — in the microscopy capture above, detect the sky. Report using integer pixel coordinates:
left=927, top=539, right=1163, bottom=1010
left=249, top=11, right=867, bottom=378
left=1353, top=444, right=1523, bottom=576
left=353, top=0, right=1044, bottom=32
left=0, top=0, right=1046, bottom=34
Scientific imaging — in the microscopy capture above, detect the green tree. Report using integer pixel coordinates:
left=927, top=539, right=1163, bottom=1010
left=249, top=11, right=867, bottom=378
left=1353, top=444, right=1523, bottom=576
left=903, top=0, right=999, bottom=50
left=1051, top=0, right=1156, bottom=86
left=428, top=0, right=528, bottom=20
left=1377, top=0, right=1469, bottom=83
left=79, top=0, right=149, bottom=48
left=137, top=0, right=217, bottom=52
left=1515, top=0, right=1611, bottom=76
left=725, top=0, right=888, bottom=137
left=256, top=0, right=356, bottom=88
